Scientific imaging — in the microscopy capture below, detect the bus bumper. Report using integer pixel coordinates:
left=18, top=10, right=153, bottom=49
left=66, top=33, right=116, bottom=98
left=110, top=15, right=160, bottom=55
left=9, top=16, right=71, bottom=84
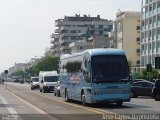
left=85, top=94, right=131, bottom=104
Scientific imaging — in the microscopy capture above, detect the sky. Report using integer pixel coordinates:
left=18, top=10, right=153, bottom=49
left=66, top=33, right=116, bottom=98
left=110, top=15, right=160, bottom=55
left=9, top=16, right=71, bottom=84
left=0, top=0, right=140, bottom=72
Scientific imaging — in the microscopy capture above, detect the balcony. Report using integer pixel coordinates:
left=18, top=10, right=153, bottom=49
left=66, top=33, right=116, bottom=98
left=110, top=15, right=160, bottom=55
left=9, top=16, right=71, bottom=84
left=59, top=39, right=73, bottom=44
left=55, top=29, right=60, bottom=33
left=55, top=19, right=63, bottom=27
left=50, top=33, right=59, bottom=38
left=60, top=46, right=69, bottom=51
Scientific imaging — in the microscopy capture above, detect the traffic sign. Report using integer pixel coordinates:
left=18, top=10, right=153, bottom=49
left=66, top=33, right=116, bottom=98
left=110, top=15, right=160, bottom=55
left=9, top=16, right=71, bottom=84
left=4, top=70, right=8, bottom=74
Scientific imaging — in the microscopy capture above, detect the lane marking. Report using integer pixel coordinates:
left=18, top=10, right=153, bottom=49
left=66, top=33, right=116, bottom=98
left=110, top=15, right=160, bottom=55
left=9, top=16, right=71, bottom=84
left=2, top=87, right=59, bottom=120
left=5, top=85, right=117, bottom=115
left=0, top=96, right=17, bottom=114
left=14, top=87, right=116, bottom=115
left=3, top=88, right=47, bottom=114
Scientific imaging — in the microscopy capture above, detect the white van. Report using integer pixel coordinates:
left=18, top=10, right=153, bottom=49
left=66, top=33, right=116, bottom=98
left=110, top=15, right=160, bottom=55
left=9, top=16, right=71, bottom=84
left=39, top=71, right=58, bottom=93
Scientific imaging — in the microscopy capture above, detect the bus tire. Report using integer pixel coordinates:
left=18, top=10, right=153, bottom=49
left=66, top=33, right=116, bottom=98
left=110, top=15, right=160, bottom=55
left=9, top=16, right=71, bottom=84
left=65, top=90, right=69, bottom=102
left=81, top=93, right=86, bottom=106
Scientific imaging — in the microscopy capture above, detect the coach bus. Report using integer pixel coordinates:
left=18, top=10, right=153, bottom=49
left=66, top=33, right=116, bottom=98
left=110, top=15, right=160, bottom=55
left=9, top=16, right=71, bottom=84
left=59, top=48, right=132, bottom=106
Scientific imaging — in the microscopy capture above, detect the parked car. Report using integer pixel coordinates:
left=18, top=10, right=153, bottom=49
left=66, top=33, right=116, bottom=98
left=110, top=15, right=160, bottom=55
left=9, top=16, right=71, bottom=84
left=19, top=79, right=24, bottom=84
left=131, top=81, right=154, bottom=98
left=54, top=81, right=60, bottom=97
left=133, top=79, right=146, bottom=82
left=30, top=77, right=39, bottom=90
left=13, top=79, right=20, bottom=83
left=151, top=79, right=160, bottom=101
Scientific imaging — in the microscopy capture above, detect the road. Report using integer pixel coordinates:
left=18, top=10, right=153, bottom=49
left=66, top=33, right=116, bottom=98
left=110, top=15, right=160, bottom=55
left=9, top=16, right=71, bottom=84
left=0, top=82, right=160, bottom=120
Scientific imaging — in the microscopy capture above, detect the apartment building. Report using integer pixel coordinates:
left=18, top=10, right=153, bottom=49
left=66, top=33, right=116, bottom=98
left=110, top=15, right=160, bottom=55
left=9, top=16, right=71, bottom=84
left=50, top=14, right=113, bottom=57
left=141, top=0, right=160, bottom=69
left=113, top=11, right=141, bottom=72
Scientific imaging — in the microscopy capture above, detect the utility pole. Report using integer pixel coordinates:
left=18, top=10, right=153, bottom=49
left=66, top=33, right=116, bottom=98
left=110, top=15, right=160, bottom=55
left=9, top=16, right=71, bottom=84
left=4, top=70, right=8, bottom=89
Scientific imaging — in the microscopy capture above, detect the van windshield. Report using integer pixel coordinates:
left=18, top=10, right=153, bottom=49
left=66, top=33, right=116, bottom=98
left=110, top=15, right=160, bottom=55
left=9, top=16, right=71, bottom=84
left=32, top=78, right=39, bottom=82
left=44, top=76, right=58, bottom=82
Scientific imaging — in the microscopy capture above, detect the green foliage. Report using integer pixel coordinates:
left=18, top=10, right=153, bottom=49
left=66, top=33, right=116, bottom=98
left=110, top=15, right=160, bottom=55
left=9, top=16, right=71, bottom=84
left=133, top=69, right=158, bottom=81
left=31, top=56, right=59, bottom=75
left=11, top=70, right=25, bottom=78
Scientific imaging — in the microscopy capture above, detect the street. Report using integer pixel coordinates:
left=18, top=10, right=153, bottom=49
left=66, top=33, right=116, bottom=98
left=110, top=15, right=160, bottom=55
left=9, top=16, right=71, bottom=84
left=0, top=82, right=160, bottom=120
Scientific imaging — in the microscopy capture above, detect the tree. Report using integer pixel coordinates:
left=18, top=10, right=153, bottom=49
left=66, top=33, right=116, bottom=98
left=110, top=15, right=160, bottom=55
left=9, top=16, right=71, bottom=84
left=31, top=56, right=59, bottom=75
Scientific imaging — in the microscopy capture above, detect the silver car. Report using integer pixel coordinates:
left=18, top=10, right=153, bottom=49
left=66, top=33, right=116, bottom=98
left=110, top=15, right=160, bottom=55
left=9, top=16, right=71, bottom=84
left=31, top=77, right=39, bottom=90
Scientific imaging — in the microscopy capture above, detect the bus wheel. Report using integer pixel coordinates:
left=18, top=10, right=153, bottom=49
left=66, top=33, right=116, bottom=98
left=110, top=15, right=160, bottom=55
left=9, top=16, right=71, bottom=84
left=65, top=90, right=69, bottom=102
left=116, top=102, right=123, bottom=106
left=81, top=94, right=86, bottom=106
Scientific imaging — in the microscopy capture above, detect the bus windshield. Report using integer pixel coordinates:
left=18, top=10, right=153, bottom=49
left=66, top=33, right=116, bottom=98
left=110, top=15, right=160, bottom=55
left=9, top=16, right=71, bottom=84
left=91, top=55, right=129, bottom=83
left=44, top=76, right=58, bottom=82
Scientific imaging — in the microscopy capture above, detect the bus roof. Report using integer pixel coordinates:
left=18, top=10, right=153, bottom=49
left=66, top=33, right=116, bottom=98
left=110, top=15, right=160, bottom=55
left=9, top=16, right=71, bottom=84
left=60, top=48, right=126, bottom=59
left=88, top=48, right=126, bottom=56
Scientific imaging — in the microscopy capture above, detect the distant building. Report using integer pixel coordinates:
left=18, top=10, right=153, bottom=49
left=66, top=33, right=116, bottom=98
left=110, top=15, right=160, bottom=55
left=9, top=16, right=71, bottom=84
left=69, top=40, right=92, bottom=54
left=140, top=0, right=160, bottom=70
left=113, top=11, right=141, bottom=72
left=50, top=14, right=113, bottom=57
left=44, top=47, right=53, bottom=57
left=8, top=63, right=29, bottom=75
left=88, top=36, right=114, bottom=48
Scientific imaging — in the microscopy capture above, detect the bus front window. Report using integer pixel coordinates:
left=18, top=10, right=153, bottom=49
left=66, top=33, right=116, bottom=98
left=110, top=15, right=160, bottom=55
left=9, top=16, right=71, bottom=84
left=92, top=55, right=129, bottom=83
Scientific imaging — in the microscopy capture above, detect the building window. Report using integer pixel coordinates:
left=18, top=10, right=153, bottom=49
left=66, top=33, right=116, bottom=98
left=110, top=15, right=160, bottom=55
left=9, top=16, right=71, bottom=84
left=70, top=30, right=76, bottom=33
left=99, top=25, right=103, bottom=29
left=99, top=31, right=103, bottom=35
left=136, top=60, right=140, bottom=65
left=80, top=47, right=83, bottom=50
left=136, top=26, right=140, bottom=30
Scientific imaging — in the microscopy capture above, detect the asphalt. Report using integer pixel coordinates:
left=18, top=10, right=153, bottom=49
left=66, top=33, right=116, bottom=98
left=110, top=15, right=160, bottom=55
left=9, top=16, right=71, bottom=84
left=0, top=84, right=58, bottom=120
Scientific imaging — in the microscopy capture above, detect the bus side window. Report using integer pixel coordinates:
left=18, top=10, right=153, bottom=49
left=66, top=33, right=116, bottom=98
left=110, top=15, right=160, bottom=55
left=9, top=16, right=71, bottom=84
left=82, top=55, right=91, bottom=83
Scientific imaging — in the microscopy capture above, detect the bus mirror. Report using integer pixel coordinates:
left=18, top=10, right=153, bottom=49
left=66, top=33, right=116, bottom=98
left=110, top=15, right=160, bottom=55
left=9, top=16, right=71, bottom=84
left=129, top=74, right=132, bottom=82
left=41, top=80, right=43, bottom=83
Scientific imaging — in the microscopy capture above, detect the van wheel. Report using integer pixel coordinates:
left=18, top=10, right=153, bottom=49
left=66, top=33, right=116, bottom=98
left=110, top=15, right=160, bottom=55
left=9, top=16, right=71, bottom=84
left=54, top=92, right=56, bottom=96
left=42, top=88, right=46, bottom=93
left=40, top=89, right=42, bottom=92
left=57, top=90, right=60, bottom=97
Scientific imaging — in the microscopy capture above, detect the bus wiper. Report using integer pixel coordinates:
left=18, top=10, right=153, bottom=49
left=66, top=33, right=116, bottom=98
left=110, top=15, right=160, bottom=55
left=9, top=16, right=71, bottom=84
left=118, top=78, right=129, bottom=82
